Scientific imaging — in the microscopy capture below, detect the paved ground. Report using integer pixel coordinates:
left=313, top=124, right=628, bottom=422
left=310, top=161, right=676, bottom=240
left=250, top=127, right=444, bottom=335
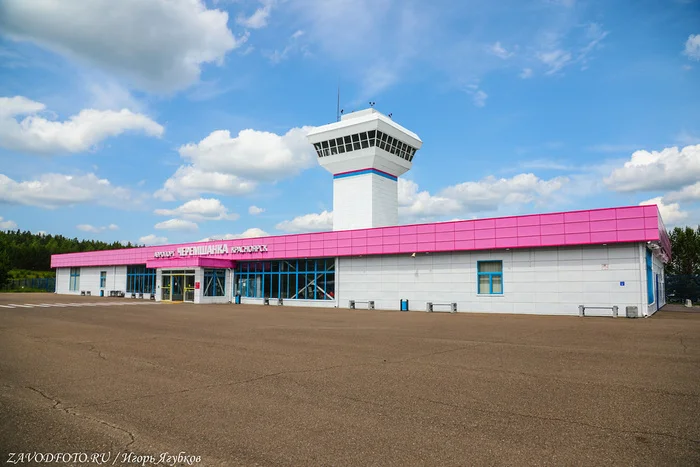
left=1, top=293, right=698, bottom=466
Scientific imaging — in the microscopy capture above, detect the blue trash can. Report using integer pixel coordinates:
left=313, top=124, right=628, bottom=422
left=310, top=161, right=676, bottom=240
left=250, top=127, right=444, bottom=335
left=234, top=294, right=241, bottom=304
left=100, top=290, right=104, bottom=297
left=400, top=299, right=409, bottom=311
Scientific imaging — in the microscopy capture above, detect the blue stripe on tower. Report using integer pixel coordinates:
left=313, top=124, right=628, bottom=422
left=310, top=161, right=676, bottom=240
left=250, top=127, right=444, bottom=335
left=333, top=168, right=398, bottom=181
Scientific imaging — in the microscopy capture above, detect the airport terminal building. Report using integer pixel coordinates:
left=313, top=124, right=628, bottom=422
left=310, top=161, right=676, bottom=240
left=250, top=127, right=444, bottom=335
left=51, top=109, right=671, bottom=317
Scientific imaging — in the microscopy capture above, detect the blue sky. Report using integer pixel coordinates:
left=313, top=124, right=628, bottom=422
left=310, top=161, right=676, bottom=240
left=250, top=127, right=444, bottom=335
left=0, top=0, right=699, bottom=245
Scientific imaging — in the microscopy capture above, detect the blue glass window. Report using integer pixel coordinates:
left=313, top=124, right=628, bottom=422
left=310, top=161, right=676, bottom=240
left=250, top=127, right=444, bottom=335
left=204, top=269, right=226, bottom=297
left=235, top=259, right=335, bottom=300
left=477, top=261, right=503, bottom=295
left=126, top=265, right=156, bottom=294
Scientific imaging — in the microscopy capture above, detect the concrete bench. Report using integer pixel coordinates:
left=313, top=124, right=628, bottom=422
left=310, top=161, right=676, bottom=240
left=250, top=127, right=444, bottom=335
left=578, top=305, right=619, bottom=318
left=349, top=300, right=375, bottom=310
left=427, top=302, right=457, bottom=313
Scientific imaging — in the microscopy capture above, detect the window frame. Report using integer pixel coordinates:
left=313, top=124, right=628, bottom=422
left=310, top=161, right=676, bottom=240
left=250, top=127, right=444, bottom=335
left=476, top=260, right=503, bottom=295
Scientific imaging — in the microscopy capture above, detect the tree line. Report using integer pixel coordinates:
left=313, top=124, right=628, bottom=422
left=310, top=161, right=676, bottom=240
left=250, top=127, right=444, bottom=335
left=0, top=230, right=135, bottom=285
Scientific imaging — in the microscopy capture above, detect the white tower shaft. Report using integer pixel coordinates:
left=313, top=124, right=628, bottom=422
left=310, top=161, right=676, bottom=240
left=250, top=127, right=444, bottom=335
left=307, top=109, right=422, bottom=231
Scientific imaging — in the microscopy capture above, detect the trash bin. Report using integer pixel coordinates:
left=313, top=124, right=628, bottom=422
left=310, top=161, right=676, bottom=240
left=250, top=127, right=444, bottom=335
left=100, top=290, right=104, bottom=297
left=234, top=294, right=241, bottom=304
left=400, top=299, right=409, bottom=311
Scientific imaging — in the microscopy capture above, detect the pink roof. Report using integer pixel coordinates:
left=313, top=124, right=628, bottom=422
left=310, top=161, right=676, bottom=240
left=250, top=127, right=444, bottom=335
left=51, top=205, right=671, bottom=268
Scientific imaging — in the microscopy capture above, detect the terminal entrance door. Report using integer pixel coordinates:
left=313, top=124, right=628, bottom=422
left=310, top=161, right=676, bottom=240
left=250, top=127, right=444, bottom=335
left=161, top=270, right=195, bottom=302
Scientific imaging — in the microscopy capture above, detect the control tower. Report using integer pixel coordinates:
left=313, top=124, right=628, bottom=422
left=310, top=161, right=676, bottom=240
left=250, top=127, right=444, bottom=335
left=307, top=109, right=422, bottom=231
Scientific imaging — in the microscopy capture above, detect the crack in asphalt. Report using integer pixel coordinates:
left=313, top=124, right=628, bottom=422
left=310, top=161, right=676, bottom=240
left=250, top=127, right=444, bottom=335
left=87, top=344, right=107, bottom=361
left=416, top=396, right=700, bottom=444
left=25, top=386, right=136, bottom=451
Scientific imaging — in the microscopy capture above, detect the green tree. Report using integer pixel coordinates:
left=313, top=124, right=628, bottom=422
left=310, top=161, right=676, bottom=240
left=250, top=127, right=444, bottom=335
left=667, top=226, right=700, bottom=275
left=0, top=248, right=9, bottom=287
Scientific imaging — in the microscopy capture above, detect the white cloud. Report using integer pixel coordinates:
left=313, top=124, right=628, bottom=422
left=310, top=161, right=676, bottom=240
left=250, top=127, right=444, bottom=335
left=639, top=197, right=689, bottom=225
left=519, top=68, right=533, bottom=79
left=0, top=0, right=245, bottom=92
left=0, top=96, right=163, bottom=154
left=276, top=210, right=333, bottom=232
left=248, top=205, right=265, bottom=215
left=158, top=126, right=315, bottom=200
left=155, top=166, right=257, bottom=201
left=139, top=234, right=168, bottom=246
left=489, top=42, right=514, bottom=59
left=684, top=34, right=700, bottom=61
left=664, top=182, right=700, bottom=203
left=464, top=84, right=488, bottom=107
left=154, top=198, right=238, bottom=221
left=537, top=49, right=572, bottom=75
left=397, top=174, right=569, bottom=223
left=267, top=30, right=309, bottom=64
left=237, top=3, right=272, bottom=29
left=0, top=173, right=134, bottom=209
left=154, top=219, right=199, bottom=231
left=605, top=144, right=700, bottom=192
left=199, top=227, right=269, bottom=242
left=0, top=216, right=17, bottom=230
left=76, top=223, right=118, bottom=233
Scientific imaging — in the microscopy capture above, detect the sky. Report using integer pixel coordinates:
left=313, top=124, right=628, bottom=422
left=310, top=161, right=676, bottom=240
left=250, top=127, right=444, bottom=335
left=0, top=0, right=699, bottom=246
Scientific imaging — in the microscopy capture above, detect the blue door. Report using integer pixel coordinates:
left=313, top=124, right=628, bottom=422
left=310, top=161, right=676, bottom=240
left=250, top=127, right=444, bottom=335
left=655, top=274, right=660, bottom=311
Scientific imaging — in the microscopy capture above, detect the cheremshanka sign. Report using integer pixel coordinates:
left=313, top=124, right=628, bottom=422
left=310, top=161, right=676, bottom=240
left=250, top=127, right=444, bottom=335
left=153, top=244, right=268, bottom=259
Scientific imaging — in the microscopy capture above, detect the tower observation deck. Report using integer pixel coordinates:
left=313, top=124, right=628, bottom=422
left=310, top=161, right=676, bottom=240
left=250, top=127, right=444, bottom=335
left=307, top=109, right=423, bottom=231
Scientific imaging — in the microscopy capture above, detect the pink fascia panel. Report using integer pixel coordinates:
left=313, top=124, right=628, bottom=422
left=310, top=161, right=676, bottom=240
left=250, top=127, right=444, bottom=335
left=351, top=230, right=367, bottom=238
left=645, top=228, right=659, bottom=240
left=399, top=225, right=418, bottom=235
left=416, top=224, right=436, bottom=234
left=541, top=223, right=565, bottom=235
left=285, top=236, right=298, bottom=244
left=337, top=247, right=353, bottom=256
left=455, top=230, right=475, bottom=241
left=564, top=222, right=590, bottom=234
left=382, top=226, right=401, bottom=236
left=565, top=233, right=591, bottom=245
left=417, top=233, right=435, bottom=243
left=435, top=223, right=455, bottom=233
left=617, top=229, right=647, bottom=242
left=416, top=241, right=436, bottom=252
left=564, top=211, right=590, bottom=223
left=398, top=242, right=417, bottom=253
left=540, top=213, right=565, bottom=225
left=435, top=232, right=455, bottom=242
left=517, top=215, right=540, bottom=227
left=336, top=231, right=352, bottom=240
left=495, top=217, right=518, bottom=228
left=323, top=240, right=338, bottom=249
left=518, top=236, right=541, bottom=247
left=323, top=248, right=339, bottom=256
left=435, top=241, right=455, bottom=251
left=517, top=225, right=540, bottom=236
left=453, top=239, right=475, bottom=250
left=540, top=234, right=567, bottom=246
left=367, top=245, right=383, bottom=254
left=401, top=234, right=418, bottom=243
left=367, top=236, right=383, bottom=246
left=616, top=206, right=645, bottom=219
left=642, top=205, right=658, bottom=217
left=454, top=221, right=474, bottom=231
left=474, top=238, right=496, bottom=249
left=589, top=220, right=617, bottom=232
left=474, top=219, right=496, bottom=230
left=617, top=218, right=646, bottom=230
left=366, top=229, right=383, bottom=238
left=337, top=239, right=352, bottom=248
left=644, top=217, right=658, bottom=229
left=352, top=238, right=367, bottom=247
left=495, top=227, right=517, bottom=238
left=495, top=237, right=518, bottom=248
left=590, top=231, right=617, bottom=243
left=297, top=242, right=312, bottom=250
left=382, top=244, right=401, bottom=254
left=353, top=246, right=368, bottom=255
left=383, top=235, right=401, bottom=245
left=474, top=229, right=495, bottom=240
left=589, top=208, right=617, bottom=221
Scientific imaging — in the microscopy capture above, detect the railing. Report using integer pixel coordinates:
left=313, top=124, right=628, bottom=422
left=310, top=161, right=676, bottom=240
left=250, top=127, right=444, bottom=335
left=1, top=278, right=56, bottom=292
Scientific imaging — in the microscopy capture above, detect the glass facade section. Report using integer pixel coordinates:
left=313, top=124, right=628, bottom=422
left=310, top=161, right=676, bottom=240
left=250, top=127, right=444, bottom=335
left=69, top=267, right=80, bottom=291
left=204, top=269, right=226, bottom=297
left=235, top=259, right=335, bottom=300
left=313, top=130, right=416, bottom=162
left=477, top=261, right=503, bottom=294
left=100, top=271, right=107, bottom=288
left=126, top=265, right=156, bottom=294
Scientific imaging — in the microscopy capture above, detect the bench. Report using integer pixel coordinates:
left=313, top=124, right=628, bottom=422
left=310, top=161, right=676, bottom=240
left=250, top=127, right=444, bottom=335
left=109, top=291, right=125, bottom=297
left=349, top=300, right=375, bottom=310
left=578, top=305, right=619, bottom=318
left=426, top=302, right=457, bottom=313
left=263, top=298, right=283, bottom=306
